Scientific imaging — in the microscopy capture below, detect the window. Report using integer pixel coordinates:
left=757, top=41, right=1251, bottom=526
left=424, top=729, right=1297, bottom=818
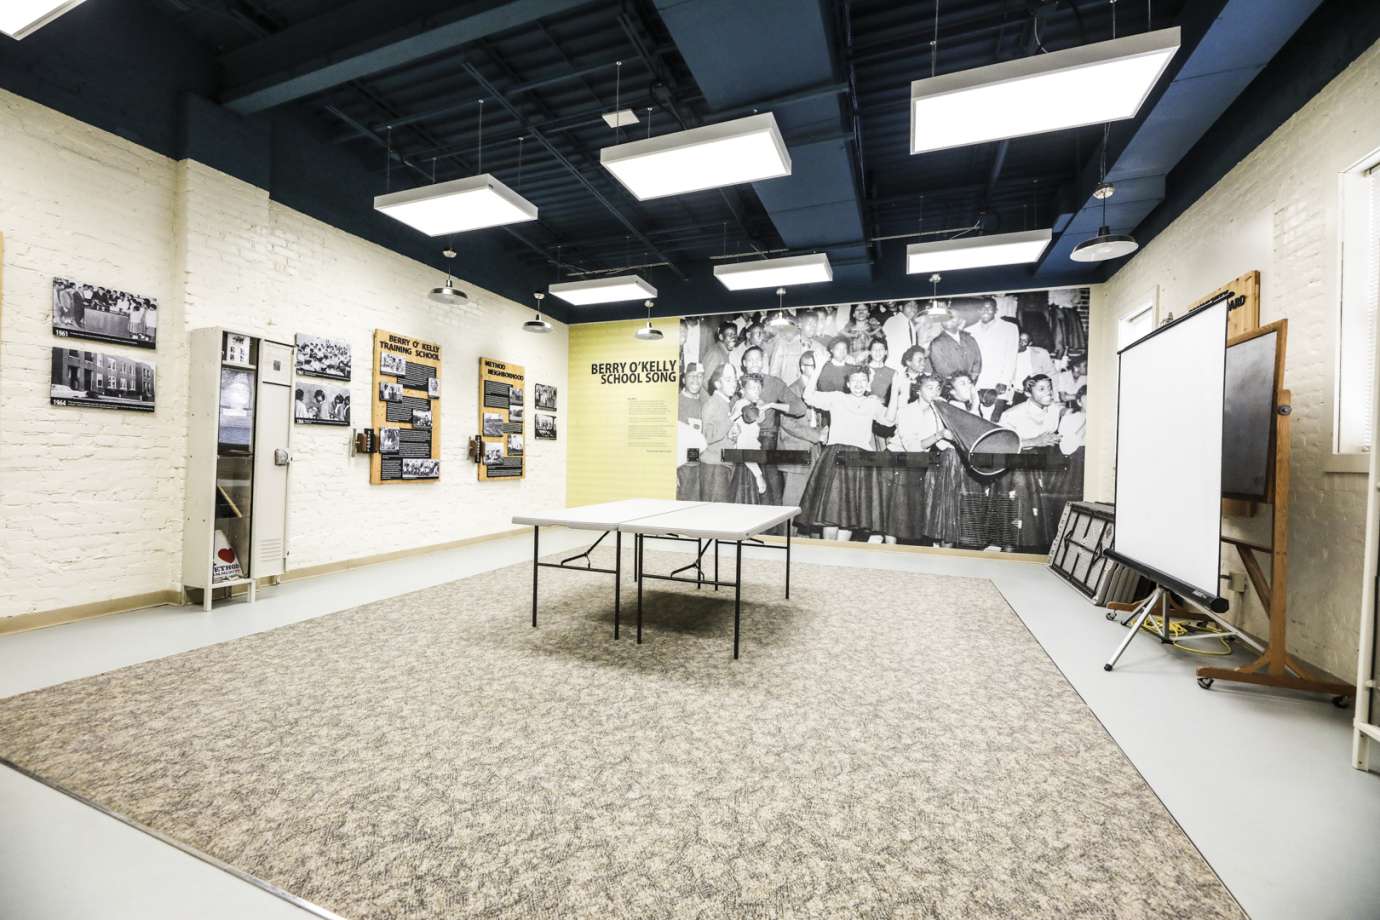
left=1118, top=304, right=1155, bottom=351
left=1337, top=153, right=1380, bottom=455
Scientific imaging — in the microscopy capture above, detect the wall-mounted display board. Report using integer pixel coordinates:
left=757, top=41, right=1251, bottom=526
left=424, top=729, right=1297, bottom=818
left=295, top=333, right=351, bottom=380
left=1187, top=270, right=1259, bottom=339
left=478, top=357, right=525, bottom=480
left=50, top=347, right=157, bottom=412
left=52, top=277, right=158, bottom=349
left=371, top=329, right=440, bottom=484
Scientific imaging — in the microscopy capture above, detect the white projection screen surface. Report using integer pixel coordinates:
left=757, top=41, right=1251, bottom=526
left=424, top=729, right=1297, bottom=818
left=1113, top=299, right=1228, bottom=604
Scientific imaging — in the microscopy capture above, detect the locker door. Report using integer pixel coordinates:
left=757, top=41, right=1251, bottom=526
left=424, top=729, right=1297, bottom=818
left=252, top=340, right=293, bottom=578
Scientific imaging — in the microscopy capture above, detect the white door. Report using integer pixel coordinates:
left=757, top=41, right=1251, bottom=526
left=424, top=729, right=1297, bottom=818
left=252, top=340, right=294, bottom=577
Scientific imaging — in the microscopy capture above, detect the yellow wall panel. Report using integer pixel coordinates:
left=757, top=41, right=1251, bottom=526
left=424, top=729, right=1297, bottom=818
left=566, top=319, right=679, bottom=506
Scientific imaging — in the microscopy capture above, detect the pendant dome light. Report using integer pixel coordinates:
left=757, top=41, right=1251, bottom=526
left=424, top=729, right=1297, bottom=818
left=1071, top=1, right=1141, bottom=264
left=429, top=247, right=469, bottom=304
left=634, top=299, right=663, bottom=341
left=767, top=288, right=794, bottom=328
left=923, top=273, right=951, bottom=318
left=523, top=291, right=552, bottom=334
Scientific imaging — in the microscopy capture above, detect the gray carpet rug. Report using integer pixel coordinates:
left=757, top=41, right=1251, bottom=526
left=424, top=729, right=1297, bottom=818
left=0, top=551, right=1244, bottom=920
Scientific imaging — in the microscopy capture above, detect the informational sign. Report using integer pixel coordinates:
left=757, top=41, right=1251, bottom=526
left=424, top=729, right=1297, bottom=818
left=478, top=357, right=525, bottom=481
left=566, top=319, right=678, bottom=505
left=371, top=329, right=441, bottom=484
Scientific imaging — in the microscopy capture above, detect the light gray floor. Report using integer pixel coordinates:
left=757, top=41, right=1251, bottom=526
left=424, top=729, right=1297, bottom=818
left=2, top=533, right=1377, bottom=920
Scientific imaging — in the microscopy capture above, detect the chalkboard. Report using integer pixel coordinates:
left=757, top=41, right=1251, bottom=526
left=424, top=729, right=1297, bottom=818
left=1222, top=326, right=1282, bottom=500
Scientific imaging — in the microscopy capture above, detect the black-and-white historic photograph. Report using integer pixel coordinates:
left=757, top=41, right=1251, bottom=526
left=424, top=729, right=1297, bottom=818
left=534, top=383, right=557, bottom=411
left=535, top=413, right=556, bottom=440
left=412, top=408, right=432, bottom=430
left=509, top=405, right=524, bottom=425
left=52, top=278, right=158, bottom=349
left=379, top=381, right=403, bottom=402
left=509, top=384, right=523, bottom=405
left=675, top=288, right=1089, bottom=553
left=402, top=458, right=440, bottom=480
left=428, top=377, right=440, bottom=399
left=483, top=412, right=504, bottom=436
left=295, top=334, right=351, bottom=380
left=379, top=352, right=407, bottom=376
left=508, top=434, right=524, bottom=455
left=380, top=427, right=401, bottom=454
left=483, top=442, right=504, bottom=465
left=50, top=347, right=156, bottom=412
left=295, top=381, right=350, bottom=425
left=218, top=368, right=255, bottom=453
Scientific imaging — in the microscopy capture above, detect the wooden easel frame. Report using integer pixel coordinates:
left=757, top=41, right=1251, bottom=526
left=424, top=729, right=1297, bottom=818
left=1196, top=321, right=1354, bottom=702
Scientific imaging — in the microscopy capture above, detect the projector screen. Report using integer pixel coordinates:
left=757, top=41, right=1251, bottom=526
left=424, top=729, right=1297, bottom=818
left=1112, top=299, right=1228, bottom=607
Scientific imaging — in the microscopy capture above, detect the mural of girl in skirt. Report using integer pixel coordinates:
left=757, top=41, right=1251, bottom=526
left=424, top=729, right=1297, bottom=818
left=997, top=374, right=1064, bottom=552
left=886, top=375, right=951, bottom=543
left=798, top=364, right=905, bottom=541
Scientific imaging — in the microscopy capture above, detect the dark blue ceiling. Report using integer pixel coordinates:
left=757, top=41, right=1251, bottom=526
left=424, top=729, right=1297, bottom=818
left=0, top=0, right=1372, bottom=323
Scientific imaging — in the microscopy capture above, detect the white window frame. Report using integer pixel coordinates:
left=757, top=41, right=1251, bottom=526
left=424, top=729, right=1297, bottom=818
left=1334, top=146, right=1380, bottom=465
left=1116, top=285, right=1159, bottom=352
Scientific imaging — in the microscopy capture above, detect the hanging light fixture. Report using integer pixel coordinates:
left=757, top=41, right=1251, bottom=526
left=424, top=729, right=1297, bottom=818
left=0, top=0, right=87, bottom=40
left=634, top=300, right=664, bottom=341
left=909, top=0, right=1178, bottom=155
left=374, top=99, right=538, bottom=236
left=713, top=252, right=833, bottom=291
left=906, top=228, right=1052, bottom=274
left=924, top=273, right=950, bottom=318
left=767, top=288, right=794, bottom=328
left=523, top=292, right=552, bottom=334
left=1071, top=3, right=1142, bottom=264
left=428, top=247, right=468, bottom=305
left=1070, top=181, right=1138, bottom=262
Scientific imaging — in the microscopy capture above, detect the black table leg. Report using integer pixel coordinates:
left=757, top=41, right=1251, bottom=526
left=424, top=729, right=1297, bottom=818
left=531, top=526, right=539, bottom=627
left=614, top=529, right=621, bottom=640
left=636, top=533, right=644, bottom=644
left=786, top=524, right=791, bottom=599
left=713, top=539, right=719, bottom=592
left=734, top=539, right=742, bottom=659
left=696, top=538, right=702, bottom=589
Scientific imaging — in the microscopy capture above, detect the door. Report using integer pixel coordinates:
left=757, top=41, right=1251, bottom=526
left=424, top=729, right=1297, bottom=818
left=251, top=340, right=294, bottom=578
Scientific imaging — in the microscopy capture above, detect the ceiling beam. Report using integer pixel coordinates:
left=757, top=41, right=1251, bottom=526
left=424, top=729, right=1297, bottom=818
left=220, top=0, right=598, bottom=115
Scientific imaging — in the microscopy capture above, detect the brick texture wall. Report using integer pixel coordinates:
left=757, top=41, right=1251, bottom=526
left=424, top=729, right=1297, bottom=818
left=1092, top=39, right=1380, bottom=679
left=0, top=90, right=568, bottom=619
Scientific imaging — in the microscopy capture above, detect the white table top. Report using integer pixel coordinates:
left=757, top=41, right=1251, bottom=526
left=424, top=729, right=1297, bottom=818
left=512, top=498, right=704, bottom=530
left=618, top=502, right=801, bottom=541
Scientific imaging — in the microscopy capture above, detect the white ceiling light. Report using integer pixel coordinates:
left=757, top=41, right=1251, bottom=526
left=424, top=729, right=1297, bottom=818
left=1, top=0, right=87, bottom=39
left=602, top=109, right=639, bottom=128
left=713, top=252, right=833, bottom=291
left=549, top=274, right=657, bottom=306
left=634, top=300, right=664, bottom=341
left=428, top=248, right=468, bottom=305
left=601, top=113, right=792, bottom=201
left=523, top=292, right=553, bottom=334
left=909, top=28, right=1180, bottom=155
left=906, top=228, right=1052, bottom=274
left=374, top=174, right=537, bottom=236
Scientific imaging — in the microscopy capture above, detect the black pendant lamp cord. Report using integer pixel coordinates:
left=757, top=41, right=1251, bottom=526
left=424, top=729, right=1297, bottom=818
left=476, top=99, right=484, bottom=174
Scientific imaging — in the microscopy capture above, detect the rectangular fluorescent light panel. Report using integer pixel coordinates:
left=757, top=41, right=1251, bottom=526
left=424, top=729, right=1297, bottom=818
left=910, top=27, right=1180, bottom=154
left=713, top=253, right=833, bottom=291
left=1, top=0, right=88, bottom=39
left=601, top=112, right=791, bottom=201
left=602, top=109, right=640, bottom=128
left=549, top=275, right=657, bottom=306
left=906, top=229, right=1052, bottom=274
left=374, top=174, right=537, bottom=236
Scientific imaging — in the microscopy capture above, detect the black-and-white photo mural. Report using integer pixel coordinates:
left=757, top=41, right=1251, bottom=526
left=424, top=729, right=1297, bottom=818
left=295, top=334, right=351, bottom=380
left=52, top=278, right=158, bottom=349
left=294, top=381, right=351, bottom=425
left=50, top=347, right=156, bottom=412
left=676, top=288, right=1089, bottom=553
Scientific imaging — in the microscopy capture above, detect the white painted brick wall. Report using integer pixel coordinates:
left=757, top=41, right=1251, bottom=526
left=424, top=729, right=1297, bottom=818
left=1093, top=38, right=1380, bottom=679
left=0, top=91, right=568, bottom=618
